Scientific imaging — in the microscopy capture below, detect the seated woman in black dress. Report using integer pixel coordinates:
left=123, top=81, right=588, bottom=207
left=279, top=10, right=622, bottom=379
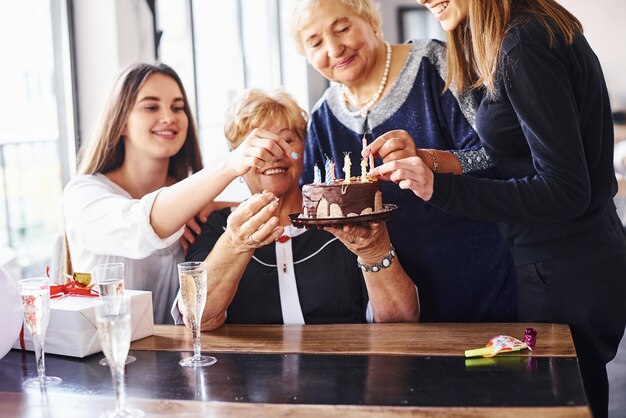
left=177, top=88, right=419, bottom=329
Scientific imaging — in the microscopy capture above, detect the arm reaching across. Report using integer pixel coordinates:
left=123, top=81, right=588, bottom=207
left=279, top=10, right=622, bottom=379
left=370, top=156, right=435, bottom=202
left=152, top=129, right=298, bottom=239
left=364, top=130, right=462, bottom=175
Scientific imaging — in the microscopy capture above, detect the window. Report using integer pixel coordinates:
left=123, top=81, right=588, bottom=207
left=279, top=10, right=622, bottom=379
left=191, top=0, right=248, bottom=200
left=157, top=0, right=310, bottom=201
left=0, top=0, right=73, bottom=279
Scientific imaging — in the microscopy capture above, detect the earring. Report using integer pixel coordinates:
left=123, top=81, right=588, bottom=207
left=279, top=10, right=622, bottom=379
left=238, top=176, right=245, bottom=183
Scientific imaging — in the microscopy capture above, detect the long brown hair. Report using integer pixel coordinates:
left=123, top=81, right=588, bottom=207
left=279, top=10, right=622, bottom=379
left=78, top=62, right=203, bottom=181
left=445, top=0, right=583, bottom=96
left=63, top=63, right=203, bottom=277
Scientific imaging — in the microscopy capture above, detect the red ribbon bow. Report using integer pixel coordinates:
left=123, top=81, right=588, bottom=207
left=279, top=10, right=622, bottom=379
left=49, top=281, right=99, bottom=298
left=20, top=267, right=99, bottom=350
left=46, top=266, right=99, bottom=298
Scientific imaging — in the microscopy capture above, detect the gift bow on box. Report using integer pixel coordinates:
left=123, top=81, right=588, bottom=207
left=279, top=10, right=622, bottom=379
left=46, top=266, right=99, bottom=298
left=19, top=268, right=99, bottom=350
left=19, top=278, right=100, bottom=350
left=50, top=281, right=99, bottom=298
left=15, top=290, right=154, bottom=357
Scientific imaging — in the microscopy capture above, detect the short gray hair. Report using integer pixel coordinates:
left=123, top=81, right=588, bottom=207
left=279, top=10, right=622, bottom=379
left=288, top=0, right=383, bottom=54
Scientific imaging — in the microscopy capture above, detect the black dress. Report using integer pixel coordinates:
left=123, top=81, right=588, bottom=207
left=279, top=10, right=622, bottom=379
left=186, top=208, right=370, bottom=324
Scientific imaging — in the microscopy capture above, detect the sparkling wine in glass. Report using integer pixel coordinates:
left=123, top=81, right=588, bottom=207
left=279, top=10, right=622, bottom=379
left=178, top=261, right=216, bottom=367
left=98, top=279, right=125, bottom=296
left=94, top=262, right=126, bottom=296
left=19, top=277, right=62, bottom=388
left=94, top=262, right=136, bottom=366
left=95, top=295, right=144, bottom=418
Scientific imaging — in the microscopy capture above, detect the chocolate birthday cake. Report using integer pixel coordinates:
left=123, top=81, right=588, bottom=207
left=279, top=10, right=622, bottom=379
left=301, top=179, right=383, bottom=219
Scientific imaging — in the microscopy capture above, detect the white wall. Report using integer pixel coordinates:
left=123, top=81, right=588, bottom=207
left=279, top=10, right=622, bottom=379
left=378, top=0, right=417, bottom=43
left=73, top=0, right=154, bottom=145
left=558, top=0, right=626, bottom=110
left=72, top=1, right=119, bottom=145
left=377, top=0, right=626, bottom=110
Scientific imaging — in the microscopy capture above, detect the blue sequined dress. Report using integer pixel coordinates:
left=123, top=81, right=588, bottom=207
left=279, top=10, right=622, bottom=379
left=303, top=39, right=516, bottom=322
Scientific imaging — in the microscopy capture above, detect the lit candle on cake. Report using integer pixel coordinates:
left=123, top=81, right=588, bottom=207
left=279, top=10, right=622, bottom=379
left=324, top=157, right=331, bottom=184
left=325, top=157, right=336, bottom=185
left=361, top=134, right=373, bottom=181
left=360, top=157, right=368, bottom=183
left=313, top=164, right=322, bottom=184
left=343, top=152, right=351, bottom=183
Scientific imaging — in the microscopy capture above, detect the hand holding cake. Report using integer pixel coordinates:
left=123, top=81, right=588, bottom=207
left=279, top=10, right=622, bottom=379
left=223, top=191, right=283, bottom=252
left=178, top=88, right=420, bottom=329
left=323, top=220, right=390, bottom=263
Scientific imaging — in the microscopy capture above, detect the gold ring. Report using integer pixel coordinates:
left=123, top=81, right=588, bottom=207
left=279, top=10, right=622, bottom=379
left=247, top=234, right=259, bottom=246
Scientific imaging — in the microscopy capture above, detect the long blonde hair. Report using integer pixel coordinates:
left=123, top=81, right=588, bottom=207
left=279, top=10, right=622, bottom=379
left=445, top=0, right=583, bottom=96
left=64, top=63, right=203, bottom=276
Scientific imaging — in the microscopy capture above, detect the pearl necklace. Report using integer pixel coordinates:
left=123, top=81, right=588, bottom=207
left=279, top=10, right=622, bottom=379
left=341, top=42, right=392, bottom=118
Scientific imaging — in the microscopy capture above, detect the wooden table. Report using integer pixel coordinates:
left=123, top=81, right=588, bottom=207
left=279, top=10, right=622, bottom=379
left=0, top=323, right=590, bottom=417
left=134, top=323, right=577, bottom=356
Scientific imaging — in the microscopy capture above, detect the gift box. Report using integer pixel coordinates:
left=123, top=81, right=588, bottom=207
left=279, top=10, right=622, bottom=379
left=13, top=290, right=154, bottom=358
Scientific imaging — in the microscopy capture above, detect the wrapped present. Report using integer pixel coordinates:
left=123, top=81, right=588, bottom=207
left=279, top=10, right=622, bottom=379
left=13, top=290, right=153, bottom=358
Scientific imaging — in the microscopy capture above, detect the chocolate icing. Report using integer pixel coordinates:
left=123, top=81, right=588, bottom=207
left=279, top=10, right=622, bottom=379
left=301, top=181, right=383, bottom=218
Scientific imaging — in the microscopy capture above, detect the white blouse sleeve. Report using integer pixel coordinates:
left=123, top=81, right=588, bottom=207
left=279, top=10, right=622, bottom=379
left=170, top=291, right=184, bottom=325
left=63, top=175, right=184, bottom=259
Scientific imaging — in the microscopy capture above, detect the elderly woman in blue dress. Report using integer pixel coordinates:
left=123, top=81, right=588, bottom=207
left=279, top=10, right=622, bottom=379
left=177, top=88, right=419, bottom=328
left=288, top=0, right=516, bottom=322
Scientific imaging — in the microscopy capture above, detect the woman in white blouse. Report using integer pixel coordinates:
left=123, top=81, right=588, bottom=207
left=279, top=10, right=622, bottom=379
left=63, top=63, right=297, bottom=323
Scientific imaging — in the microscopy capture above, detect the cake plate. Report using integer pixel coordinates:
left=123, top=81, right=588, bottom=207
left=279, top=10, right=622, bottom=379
left=289, top=204, right=398, bottom=229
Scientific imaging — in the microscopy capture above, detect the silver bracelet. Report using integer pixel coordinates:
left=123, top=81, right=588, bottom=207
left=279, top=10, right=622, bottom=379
left=357, top=244, right=396, bottom=273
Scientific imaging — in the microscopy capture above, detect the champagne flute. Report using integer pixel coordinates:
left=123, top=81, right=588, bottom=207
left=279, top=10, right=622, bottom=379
left=178, top=261, right=216, bottom=367
left=94, top=263, right=125, bottom=297
left=95, top=295, right=144, bottom=418
left=94, top=263, right=136, bottom=366
left=19, top=277, right=62, bottom=388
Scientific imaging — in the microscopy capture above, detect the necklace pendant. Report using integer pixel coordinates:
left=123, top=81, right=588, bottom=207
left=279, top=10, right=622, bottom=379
left=341, top=42, right=392, bottom=119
